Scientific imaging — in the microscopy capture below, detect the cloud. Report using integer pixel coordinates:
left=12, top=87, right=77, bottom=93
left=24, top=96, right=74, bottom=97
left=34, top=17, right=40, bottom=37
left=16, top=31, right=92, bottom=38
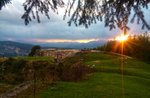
left=0, top=0, right=150, bottom=44
left=28, top=38, right=100, bottom=43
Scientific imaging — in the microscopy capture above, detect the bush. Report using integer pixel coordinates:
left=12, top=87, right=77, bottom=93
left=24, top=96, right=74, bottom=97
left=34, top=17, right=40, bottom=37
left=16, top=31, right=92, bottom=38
left=59, top=62, right=93, bottom=82
left=1, top=57, right=94, bottom=84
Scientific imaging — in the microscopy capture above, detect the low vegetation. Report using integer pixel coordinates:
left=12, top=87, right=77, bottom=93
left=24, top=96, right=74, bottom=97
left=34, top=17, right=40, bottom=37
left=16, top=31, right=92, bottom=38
left=1, top=52, right=150, bottom=98
left=37, top=52, right=150, bottom=98
left=0, top=55, right=92, bottom=95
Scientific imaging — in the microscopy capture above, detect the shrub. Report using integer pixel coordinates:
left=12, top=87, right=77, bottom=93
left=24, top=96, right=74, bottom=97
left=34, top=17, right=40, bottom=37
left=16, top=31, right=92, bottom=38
left=60, top=61, right=93, bottom=82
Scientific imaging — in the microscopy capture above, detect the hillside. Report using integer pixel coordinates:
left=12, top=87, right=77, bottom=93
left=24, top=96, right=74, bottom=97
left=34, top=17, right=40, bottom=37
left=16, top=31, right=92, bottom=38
left=37, top=52, right=150, bottom=98
left=1, top=52, right=149, bottom=98
left=0, top=41, right=33, bottom=57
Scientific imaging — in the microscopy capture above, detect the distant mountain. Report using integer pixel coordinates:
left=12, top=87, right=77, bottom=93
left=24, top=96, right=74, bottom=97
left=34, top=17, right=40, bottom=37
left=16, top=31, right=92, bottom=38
left=0, top=41, right=33, bottom=57
left=41, top=41, right=106, bottom=49
left=0, top=40, right=106, bottom=57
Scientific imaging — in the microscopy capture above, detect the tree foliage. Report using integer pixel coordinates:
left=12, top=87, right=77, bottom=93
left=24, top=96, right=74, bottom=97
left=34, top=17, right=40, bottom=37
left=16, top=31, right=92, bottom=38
left=21, top=0, right=150, bottom=33
left=28, top=45, right=41, bottom=56
left=99, top=32, right=150, bottom=63
left=21, top=0, right=64, bottom=25
left=0, top=0, right=11, bottom=10
left=0, top=0, right=150, bottom=32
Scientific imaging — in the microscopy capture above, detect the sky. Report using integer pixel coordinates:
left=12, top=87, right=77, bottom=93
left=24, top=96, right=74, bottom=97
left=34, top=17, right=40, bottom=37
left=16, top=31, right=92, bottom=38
left=0, top=0, right=150, bottom=44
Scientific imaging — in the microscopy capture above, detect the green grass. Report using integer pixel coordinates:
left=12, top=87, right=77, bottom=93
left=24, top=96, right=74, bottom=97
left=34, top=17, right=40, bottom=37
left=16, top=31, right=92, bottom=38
left=16, top=56, right=53, bottom=61
left=36, top=52, right=150, bottom=98
left=2, top=52, right=149, bottom=98
left=84, top=53, right=150, bottom=79
left=38, top=73, right=150, bottom=98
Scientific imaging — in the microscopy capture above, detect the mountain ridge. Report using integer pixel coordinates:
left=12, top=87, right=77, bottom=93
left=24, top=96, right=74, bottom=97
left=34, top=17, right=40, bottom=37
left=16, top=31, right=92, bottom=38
left=40, top=40, right=106, bottom=49
left=0, top=41, right=33, bottom=57
left=0, top=40, right=106, bottom=57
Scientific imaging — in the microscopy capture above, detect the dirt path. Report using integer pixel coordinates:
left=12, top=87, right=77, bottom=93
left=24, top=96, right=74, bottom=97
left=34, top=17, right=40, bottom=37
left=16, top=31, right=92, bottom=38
left=0, top=82, right=31, bottom=98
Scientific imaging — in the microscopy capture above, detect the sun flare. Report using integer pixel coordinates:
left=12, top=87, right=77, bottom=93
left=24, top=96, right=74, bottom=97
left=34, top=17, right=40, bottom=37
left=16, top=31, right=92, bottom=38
left=115, top=34, right=129, bottom=42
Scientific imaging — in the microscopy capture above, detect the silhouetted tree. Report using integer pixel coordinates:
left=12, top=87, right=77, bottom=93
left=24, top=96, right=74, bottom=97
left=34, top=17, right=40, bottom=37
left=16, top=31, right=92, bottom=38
left=0, top=0, right=11, bottom=10
left=1, top=0, right=150, bottom=32
left=21, top=0, right=150, bottom=33
left=21, top=0, right=64, bottom=25
left=29, top=45, right=41, bottom=56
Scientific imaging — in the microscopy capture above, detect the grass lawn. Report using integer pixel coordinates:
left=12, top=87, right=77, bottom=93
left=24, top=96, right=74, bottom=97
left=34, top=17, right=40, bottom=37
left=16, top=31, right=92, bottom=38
left=36, top=52, right=150, bottom=98
left=38, top=72, right=150, bottom=98
left=16, top=56, right=53, bottom=62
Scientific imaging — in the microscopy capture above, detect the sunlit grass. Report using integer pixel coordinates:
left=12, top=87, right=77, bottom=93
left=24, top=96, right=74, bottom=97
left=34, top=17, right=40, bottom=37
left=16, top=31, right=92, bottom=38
left=38, top=72, right=150, bottom=98
left=31, top=52, right=150, bottom=98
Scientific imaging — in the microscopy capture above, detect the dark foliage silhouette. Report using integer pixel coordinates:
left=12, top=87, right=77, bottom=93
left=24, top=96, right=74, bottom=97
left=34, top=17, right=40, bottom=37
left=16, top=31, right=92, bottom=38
left=21, top=0, right=64, bottom=25
left=21, top=0, right=150, bottom=33
left=0, top=0, right=150, bottom=32
left=98, top=32, right=150, bottom=63
left=64, top=0, right=150, bottom=33
left=0, top=0, right=11, bottom=10
left=29, top=45, right=41, bottom=56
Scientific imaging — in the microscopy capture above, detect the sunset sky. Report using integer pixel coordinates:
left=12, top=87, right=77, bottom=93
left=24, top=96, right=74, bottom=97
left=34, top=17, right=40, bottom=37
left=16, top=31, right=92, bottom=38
left=0, top=0, right=150, bottom=44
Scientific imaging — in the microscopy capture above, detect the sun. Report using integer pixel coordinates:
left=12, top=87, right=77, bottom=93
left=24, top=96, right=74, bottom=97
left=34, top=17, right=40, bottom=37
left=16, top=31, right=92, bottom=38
left=115, top=34, right=129, bottom=42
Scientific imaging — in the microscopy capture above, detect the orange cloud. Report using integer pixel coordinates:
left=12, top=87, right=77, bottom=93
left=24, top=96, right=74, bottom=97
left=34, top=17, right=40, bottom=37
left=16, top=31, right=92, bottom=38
left=33, top=38, right=100, bottom=43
